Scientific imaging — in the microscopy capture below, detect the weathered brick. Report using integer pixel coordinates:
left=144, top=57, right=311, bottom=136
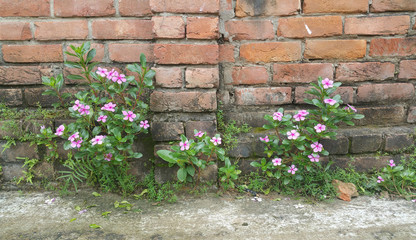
left=240, top=42, right=301, bottom=63
left=1, top=163, right=26, bottom=181
left=151, top=122, right=184, bottom=141
left=0, top=66, right=43, bottom=85
left=277, top=16, right=342, bottom=38
left=187, top=17, right=219, bottom=39
left=357, top=83, right=414, bottom=103
left=23, top=88, right=59, bottom=107
left=225, top=111, right=269, bottom=128
left=63, top=67, right=90, bottom=85
left=2, top=45, right=63, bottom=63
left=231, top=66, right=269, bottom=85
left=295, top=86, right=354, bottom=104
left=0, top=22, right=31, bottom=40
left=154, top=67, right=182, bottom=88
left=66, top=43, right=105, bottom=62
left=345, top=16, right=410, bottom=35
left=185, top=67, right=219, bottom=88
left=154, top=44, right=219, bottom=64
left=150, top=0, right=219, bottom=13
left=150, top=91, right=217, bottom=112
left=235, top=87, right=292, bottom=105
left=399, top=60, right=416, bottom=79
left=92, top=19, right=153, bottom=40
left=0, top=121, right=21, bottom=139
left=152, top=16, right=185, bottom=39
left=185, top=121, right=217, bottom=139
left=351, top=134, right=383, bottom=153
left=155, top=164, right=179, bottom=183
left=54, top=0, right=115, bottom=17
left=385, top=134, right=414, bottom=152
left=35, top=20, right=88, bottom=40
left=371, top=0, right=416, bottom=12
left=407, top=106, right=416, bottom=123
left=0, top=89, right=22, bottom=106
left=332, top=156, right=393, bottom=171
left=0, top=142, right=38, bottom=162
left=0, top=0, right=50, bottom=17
left=321, top=136, right=349, bottom=155
left=356, top=106, right=406, bottom=126
left=336, top=62, right=395, bottom=82
left=219, top=44, right=235, bottom=62
left=236, top=0, right=300, bottom=17
left=225, top=20, right=274, bottom=40
left=303, top=0, right=368, bottom=13
left=370, top=38, right=416, bottom=57
left=305, top=40, right=366, bottom=60
left=119, top=0, right=152, bottom=16
left=273, top=63, right=333, bottom=83
left=109, top=44, right=154, bottom=63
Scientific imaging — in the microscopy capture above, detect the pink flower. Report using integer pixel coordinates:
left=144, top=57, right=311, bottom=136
left=78, top=209, right=87, bottom=214
left=72, top=100, right=82, bottom=111
left=97, top=115, right=107, bottom=123
left=311, top=142, right=323, bottom=152
left=377, top=176, right=384, bottom=183
left=40, top=125, right=45, bottom=131
left=294, top=110, right=309, bottom=121
left=180, top=140, right=190, bottom=151
left=273, top=112, right=283, bottom=121
left=112, top=73, right=126, bottom=84
left=324, top=98, right=337, bottom=106
left=106, top=69, right=117, bottom=80
left=211, top=136, right=222, bottom=145
left=288, top=165, right=298, bottom=175
left=101, top=102, right=117, bottom=112
left=68, top=132, right=79, bottom=142
left=412, top=199, right=416, bottom=203
left=194, top=131, right=204, bottom=138
left=308, top=154, right=320, bottom=162
left=287, top=130, right=300, bottom=140
left=388, top=159, right=395, bottom=167
left=140, top=120, right=150, bottom=129
left=314, top=124, right=326, bottom=133
left=71, top=138, right=83, bottom=148
left=345, top=104, right=357, bottom=113
left=55, top=125, right=65, bottom=136
left=91, top=135, right=105, bottom=145
left=272, top=158, right=282, bottom=166
left=96, top=67, right=108, bottom=77
left=322, top=78, right=334, bottom=89
left=298, top=110, right=309, bottom=116
left=122, top=110, right=136, bottom=122
left=259, top=136, right=269, bottom=143
left=78, top=104, right=90, bottom=115
left=104, top=153, right=112, bottom=161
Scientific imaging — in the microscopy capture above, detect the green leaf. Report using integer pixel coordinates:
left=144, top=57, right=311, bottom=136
left=283, top=178, right=290, bottom=185
left=101, top=211, right=111, bottom=217
left=42, top=89, right=57, bottom=96
left=250, top=161, right=262, bottom=168
left=144, top=70, right=155, bottom=79
left=89, top=224, right=102, bottom=229
left=86, top=49, right=96, bottom=63
left=144, top=78, right=153, bottom=87
left=92, top=192, right=101, bottom=197
left=140, top=53, right=147, bottom=67
left=130, top=152, right=143, bottom=159
left=186, top=165, right=195, bottom=176
left=82, top=42, right=91, bottom=54
left=353, top=114, right=365, bottom=119
left=69, top=218, right=77, bottom=222
left=64, top=61, right=82, bottom=69
left=156, top=150, right=177, bottom=164
left=126, top=63, right=142, bottom=74
left=177, top=168, right=187, bottom=182
left=66, top=74, right=85, bottom=80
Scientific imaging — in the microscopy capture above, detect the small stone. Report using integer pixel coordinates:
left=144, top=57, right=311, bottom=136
left=332, top=179, right=359, bottom=202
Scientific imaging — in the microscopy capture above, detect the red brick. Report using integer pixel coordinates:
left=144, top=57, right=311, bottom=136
left=187, top=17, right=219, bottom=39
left=277, top=16, right=342, bottom=38
left=0, top=22, right=31, bottom=40
left=336, top=62, right=395, bottom=82
left=185, top=121, right=217, bottom=139
left=119, top=0, right=152, bottom=16
left=303, top=0, right=368, bottom=13
left=0, top=66, right=44, bottom=85
left=0, top=0, right=50, bottom=17
left=305, top=40, right=366, bottom=60
left=236, top=0, right=300, bottom=17
left=150, top=91, right=217, bottom=112
left=151, top=122, right=184, bottom=141
left=154, top=67, right=182, bottom=88
left=399, top=60, right=416, bottom=79
left=295, top=86, right=354, bottom=104
left=225, top=20, right=274, bottom=40
left=273, top=63, right=333, bottom=83
left=224, top=0, right=233, bottom=10
left=185, top=67, right=219, bottom=88
left=54, top=0, right=115, bottom=17
left=240, top=42, right=301, bottom=63
left=92, top=19, right=153, bottom=40
left=35, top=20, right=88, bottom=40
left=345, top=16, right=410, bottom=36
left=2, top=45, right=63, bottom=63
left=66, top=43, right=105, bottom=62
left=235, top=87, right=292, bottom=105
left=356, top=106, right=406, bottom=125
left=152, top=16, right=185, bottom=39
left=154, top=44, right=219, bottom=64
left=371, top=0, right=416, bottom=12
left=357, top=83, right=415, bottom=103
left=109, top=44, right=154, bottom=63
left=370, top=38, right=416, bottom=57
left=219, top=44, right=235, bottom=62
left=150, top=0, right=219, bottom=13
left=407, top=106, right=416, bottom=123
left=231, top=67, right=268, bottom=85
left=0, top=89, right=22, bottom=106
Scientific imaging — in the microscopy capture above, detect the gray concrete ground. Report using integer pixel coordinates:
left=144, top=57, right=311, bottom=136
left=0, top=190, right=415, bottom=240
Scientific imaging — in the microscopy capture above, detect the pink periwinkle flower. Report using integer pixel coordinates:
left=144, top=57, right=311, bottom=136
left=388, top=159, right=396, bottom=167
left=311, top=142, right=323, bottom=152
left=68, top=132, right=80, bottom=142
left=211, top=136, right=222, bottom=146
left=322, top=78, right=334, bottom=89
left=97, top=115, right=107, bottom=123
left=180, top=140, right=190, bottom=151
left=78, top=104, right=90, bottom=115
left=113, top=73, right=126, bottom=84
left=298, top=110, right=309, bottom=117
left=40, top=125, right=45, bottom=131
left=324, top=98, right=337, bottom=106
left=104, top=153, right=112, bottom=161
left=377, top=176, right=384, bottom=183
left=71, top=138, right=83, bottom=148
left=288, top=165, right=298, bottom=175
left=412, top=199, right=416, bottom=203
left=272, top=158, right=282, bottom=166
left=294, top=110, right=309, bottom=122
left=308, top=154, right=320, bottom=162
left=194, top=131, right=204, bottom=138
left=72, top=100, right=82, bottom=111
left=96, top=67, right=108, bottom=77
left=273, top=112, right=283, bottom=121
left=101, top=102, right=117, bottom=112
left=106, top=69, right=117, bottom=81
left=78, top=209, right=87, bottom=214
left=122, top=111, right=136, bottom=122
left=345, top=104, right=357, bottom=113
left=314, top=124, right=326, bottom=133
left=287, top=130, right=300, bottom=140
left=259, top=135, right=269, bottom=143
left=91, top=135, right=105, bottom=145
left=140, top=120, right=150, bottom=129
left=55, top=125, right=65, bottom=136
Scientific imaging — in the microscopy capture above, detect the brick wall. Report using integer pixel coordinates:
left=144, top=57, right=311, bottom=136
left=0, top=0, right=416, bottom=182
